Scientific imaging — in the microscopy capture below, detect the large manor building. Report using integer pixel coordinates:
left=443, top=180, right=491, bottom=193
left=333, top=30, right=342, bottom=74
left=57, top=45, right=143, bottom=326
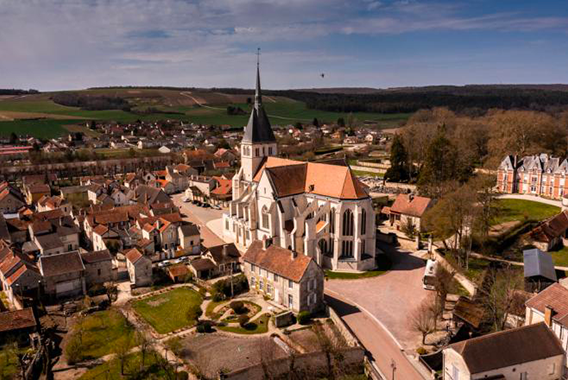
left=497, top=154, right=568, bottom=199
left=222, top=64, right=377, bottom=272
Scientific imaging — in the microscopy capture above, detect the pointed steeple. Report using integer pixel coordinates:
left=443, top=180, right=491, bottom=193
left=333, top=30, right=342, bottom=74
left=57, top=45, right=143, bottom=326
left=255, top=48, right=262, bottom=107
left=242, top=49, right=276, bottom=144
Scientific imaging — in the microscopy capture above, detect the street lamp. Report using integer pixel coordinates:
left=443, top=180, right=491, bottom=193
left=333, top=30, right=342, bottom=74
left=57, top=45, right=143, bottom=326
left=391, top=359, right=397, bottom=380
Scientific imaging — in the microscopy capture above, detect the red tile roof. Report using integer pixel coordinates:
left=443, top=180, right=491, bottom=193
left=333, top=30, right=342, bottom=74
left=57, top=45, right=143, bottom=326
left=0, top=308, right=36, bottom=333
left=243, top=241, right=317, bottom=282
left=526, top=283, right=568, bottom=326
left=390, top=194, right=432, bottom=217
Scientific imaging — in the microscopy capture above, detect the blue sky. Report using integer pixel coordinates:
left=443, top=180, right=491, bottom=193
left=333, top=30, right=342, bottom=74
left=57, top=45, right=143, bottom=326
left=1, top=0, right=568, bottom=90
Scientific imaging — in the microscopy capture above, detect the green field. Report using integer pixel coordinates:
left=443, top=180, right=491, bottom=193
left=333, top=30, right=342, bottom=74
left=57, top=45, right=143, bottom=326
left=493, top=199, right=560, bottom=225
left=132, top=287, right=203, bottom=334
left=0, top=90, right=410, bottom=138
left=69, top=310, right=135, bottom=361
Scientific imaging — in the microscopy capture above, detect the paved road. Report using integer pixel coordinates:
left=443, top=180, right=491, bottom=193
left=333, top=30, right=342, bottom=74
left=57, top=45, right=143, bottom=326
left=325, top=292, right=427, bottom=380
left=172, top=194, right=226, bottom=248
left=326, top=244, right=430, bottom=349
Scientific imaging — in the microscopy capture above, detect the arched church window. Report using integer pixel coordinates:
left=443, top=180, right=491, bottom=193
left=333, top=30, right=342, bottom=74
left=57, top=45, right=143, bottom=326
left=342, top=209, right=353, bottom=236
left=361, top=209, right=367, bottom=235
left=262, top=206, right=270, bottom=229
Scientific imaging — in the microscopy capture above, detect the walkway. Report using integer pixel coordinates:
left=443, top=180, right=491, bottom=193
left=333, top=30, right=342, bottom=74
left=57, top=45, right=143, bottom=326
left=497, top=193, right=562, bottom=207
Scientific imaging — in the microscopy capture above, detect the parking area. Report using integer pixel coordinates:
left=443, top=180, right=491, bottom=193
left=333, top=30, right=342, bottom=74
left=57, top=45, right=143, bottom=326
left=171, top=193, right=226, bottom=248
left=325, top=243, right=431, bottom=350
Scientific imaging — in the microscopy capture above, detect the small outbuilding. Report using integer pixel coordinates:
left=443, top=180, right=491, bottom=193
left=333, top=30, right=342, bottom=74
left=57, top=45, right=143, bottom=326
left=523, top=248, right=557, bottom=293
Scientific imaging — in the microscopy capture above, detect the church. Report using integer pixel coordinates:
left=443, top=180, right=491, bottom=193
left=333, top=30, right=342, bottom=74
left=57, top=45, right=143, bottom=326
left=222, top=63, right=377, bottom=272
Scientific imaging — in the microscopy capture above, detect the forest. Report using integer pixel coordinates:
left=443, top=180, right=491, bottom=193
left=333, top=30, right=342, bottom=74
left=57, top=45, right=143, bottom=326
left=0, top=89, right=40, bottom=95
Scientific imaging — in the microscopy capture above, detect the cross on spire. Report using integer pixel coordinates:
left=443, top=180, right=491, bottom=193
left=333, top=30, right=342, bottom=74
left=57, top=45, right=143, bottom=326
left=255, top=48, right=262, bottom=106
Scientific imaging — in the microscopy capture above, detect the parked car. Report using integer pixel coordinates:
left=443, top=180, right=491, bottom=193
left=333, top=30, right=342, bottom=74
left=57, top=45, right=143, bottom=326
left=202, top=203, right=210, bottom=208
left=183, top=198, right=190, bottom=203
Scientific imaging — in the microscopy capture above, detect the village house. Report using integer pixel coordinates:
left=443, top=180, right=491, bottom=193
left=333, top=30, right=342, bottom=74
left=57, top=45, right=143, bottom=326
left=24, top=183, right=50, bottom=205
left=177, top=223, right=201, bottom=255
left=382, top=193, right=433, bottom=232
left=0, top=246, right=42, bottom=304
left=442, top=323, right=564, bottom=380
left=37, top=195, right=72, bottom=215
left=81, top=250, right=116, bottom=288
left=525, top=280, right=568, bottom=373
left=39, top=251, right=86, bottom=300
left=525, top=210, right=568, bottom=252
left=0, top=308, right=38, bottom=347
left=242, top=239, right=324, bottom=313
left=200, top=243, right=241, bottom=277
left=125, top=248, right=152, bottom=287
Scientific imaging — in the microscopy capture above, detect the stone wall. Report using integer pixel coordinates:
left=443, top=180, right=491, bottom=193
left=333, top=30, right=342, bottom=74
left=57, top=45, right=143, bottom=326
left=221, top=347, right=364, bottom=380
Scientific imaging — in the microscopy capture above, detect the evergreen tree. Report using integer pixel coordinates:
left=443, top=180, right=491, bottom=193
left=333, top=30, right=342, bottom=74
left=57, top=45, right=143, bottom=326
left=312, top=118, right=320, bottom=128
left=384, top=134, right=409, bottom=182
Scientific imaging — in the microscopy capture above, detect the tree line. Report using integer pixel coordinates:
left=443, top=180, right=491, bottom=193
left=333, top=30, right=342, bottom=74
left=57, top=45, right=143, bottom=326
left=51, top=93, right=131, bottom=111
left=0, top=89, right=39, bottom=95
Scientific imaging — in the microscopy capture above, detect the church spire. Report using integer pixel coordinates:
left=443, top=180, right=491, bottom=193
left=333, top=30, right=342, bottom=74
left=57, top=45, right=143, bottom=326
left=242, top=49, right=276, bottom=144
left=255, top=48, right=262, bottom=106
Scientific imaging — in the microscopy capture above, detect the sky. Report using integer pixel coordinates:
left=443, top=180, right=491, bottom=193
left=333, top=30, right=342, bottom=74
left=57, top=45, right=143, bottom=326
left=2, top=0, right=568, bottom=91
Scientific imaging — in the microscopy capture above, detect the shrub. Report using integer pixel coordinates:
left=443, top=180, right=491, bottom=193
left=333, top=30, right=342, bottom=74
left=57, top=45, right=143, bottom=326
left=211, top=290, right=224, bottom=302
left=65, top=337, right=83, bottom=364
left=416, top=347, right=427, bottom=355
left=297, top=311, right=312, bottom=325
left=186, top=304, right=203, bottom=322
left=238, top=315, right=250, bottom=327
left=196, top=320, right=214, bottom=333
left=230, top=301, right=245, bottom=314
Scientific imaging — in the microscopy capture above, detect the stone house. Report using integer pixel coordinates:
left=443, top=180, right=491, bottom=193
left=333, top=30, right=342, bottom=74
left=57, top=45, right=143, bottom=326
left=125, top=248, right=152, bottom=287
left=383, top=194, right=433, bottom=232
left=442, top=323, right=564, bottom=380
left=37, top=196, right=71, bottom=215
left=81, top=250, right=116, bottom=288
left=39, top=251, right=86, bottom=300
left=242, top=239, right=324, bottom=314
left=178, top=223, right=200, bottom=255
left=0, top=308, right=38, bottom=347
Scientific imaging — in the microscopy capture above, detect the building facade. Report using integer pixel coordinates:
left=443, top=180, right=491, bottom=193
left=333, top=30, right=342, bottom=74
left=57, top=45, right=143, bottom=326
left=223, top=64, right=376, bottom=272
left=497, top=154, right=568, bottom=199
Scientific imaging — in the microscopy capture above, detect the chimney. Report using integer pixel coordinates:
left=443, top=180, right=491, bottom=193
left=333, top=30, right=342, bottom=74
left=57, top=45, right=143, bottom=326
left=544, top=305, right=555, bottom=327
left=291, top=249, right=297, bottom=260
left=262, top=237, right=272, bottom=250
left=222, top=244, right=228, bottom=257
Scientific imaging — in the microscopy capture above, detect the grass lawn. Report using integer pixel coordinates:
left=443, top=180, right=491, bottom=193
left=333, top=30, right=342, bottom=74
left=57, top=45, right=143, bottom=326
left=79, top=351, right=176, bottom=380
left=218, top=313, right=271, bottom=335
left=133, top=287, right=202, bottom=334
left=325, top=255, right=392, bottom=280
left=71, top=310, right=135, bottom=360
left=549, top=246, right=568, bottom=267
left=493, top=199, right=560, bottom=225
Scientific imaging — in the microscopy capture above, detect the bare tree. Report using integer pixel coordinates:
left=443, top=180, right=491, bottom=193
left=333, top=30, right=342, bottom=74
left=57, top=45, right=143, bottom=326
left=481, top=268, right=524, bottom=332
left=136, top=331, right=153, bottom=370
left=410, top=299, right=437, bottom=345
left=255, top=337, right=280, bottom=380
left=114, top=336, right=132, bottom=376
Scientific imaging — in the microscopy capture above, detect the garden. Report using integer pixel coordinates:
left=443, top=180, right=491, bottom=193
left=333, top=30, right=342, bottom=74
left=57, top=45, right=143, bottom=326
left=132, top=287, right=203, bottom=334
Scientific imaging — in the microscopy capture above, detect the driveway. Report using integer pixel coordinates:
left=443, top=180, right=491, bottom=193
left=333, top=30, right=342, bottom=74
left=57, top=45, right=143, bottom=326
left=496, top=193, right=562, bottom=207
left=172, top=193, right=227, bottom=248
left=325, top=243, right=431, bottom=350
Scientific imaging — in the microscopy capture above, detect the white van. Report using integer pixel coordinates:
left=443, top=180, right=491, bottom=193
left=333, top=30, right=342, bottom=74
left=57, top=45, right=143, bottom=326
left=423, top=259, right=438, bottom=290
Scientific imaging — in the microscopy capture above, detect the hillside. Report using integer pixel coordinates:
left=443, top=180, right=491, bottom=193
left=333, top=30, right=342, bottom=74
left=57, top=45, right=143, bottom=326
left=0, top=88, right=409, bottom=138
